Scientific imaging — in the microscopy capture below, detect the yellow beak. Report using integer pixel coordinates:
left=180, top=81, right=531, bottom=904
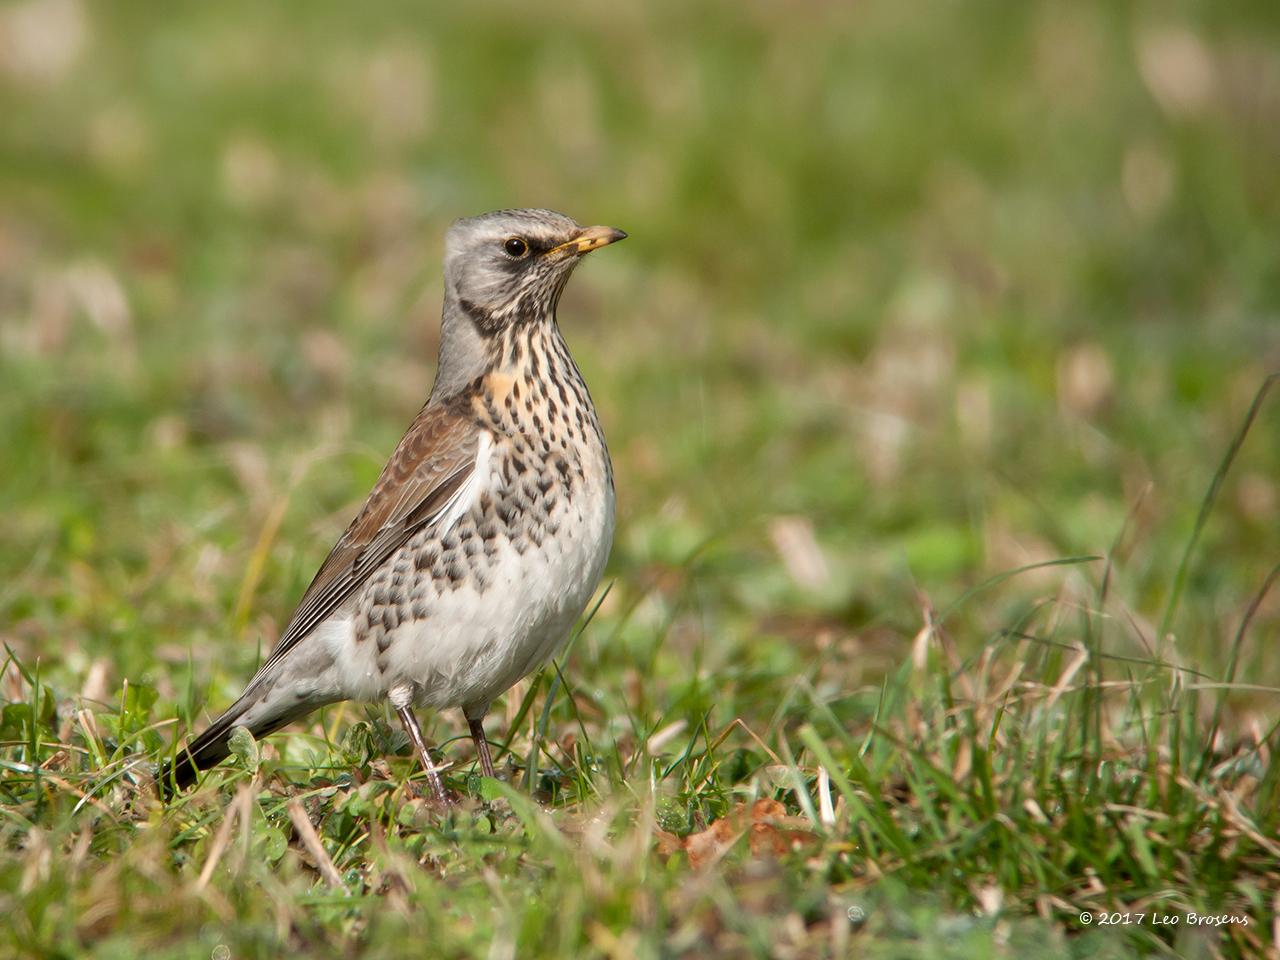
left=549, top=225, right=628, bottom=258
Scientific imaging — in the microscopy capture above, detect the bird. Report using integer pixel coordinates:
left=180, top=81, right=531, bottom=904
left=159, top=208, right=625, bottom=803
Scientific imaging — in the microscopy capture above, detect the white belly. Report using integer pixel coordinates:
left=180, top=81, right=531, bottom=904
left=319, top=444, right=614, bottom=716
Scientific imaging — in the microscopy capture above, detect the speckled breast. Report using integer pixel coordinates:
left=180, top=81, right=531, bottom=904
left=351, top=326, right=614, bottom=713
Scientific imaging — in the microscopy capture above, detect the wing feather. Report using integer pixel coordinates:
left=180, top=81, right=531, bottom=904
left=257, top=403, right=481, bottom=674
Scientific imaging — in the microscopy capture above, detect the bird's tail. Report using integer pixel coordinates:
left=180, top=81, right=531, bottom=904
left=157, top=679, right=314, bottom=799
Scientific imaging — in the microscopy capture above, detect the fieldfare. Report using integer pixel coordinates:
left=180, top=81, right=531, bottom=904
left=160, top=209, right=624, bottom=803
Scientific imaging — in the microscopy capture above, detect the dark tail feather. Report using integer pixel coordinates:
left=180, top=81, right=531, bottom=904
left=157, top=691, right=301, bottom=799
left=158, top=700, right=249, bottom=799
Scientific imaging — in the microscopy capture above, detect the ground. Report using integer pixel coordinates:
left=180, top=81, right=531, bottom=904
left=1, top=1, right=1279, bottom=957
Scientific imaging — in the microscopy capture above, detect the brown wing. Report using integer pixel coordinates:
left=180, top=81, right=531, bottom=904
left=257, top=401, right=481, bottom=674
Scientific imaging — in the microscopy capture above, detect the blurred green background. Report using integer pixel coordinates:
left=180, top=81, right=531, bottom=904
left=1, top=0, right=1279, bottom=954
left=3, top=0, right=1276, bottom=699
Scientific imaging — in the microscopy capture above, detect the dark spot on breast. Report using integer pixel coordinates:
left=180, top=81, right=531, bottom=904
left=459, top=297, right=501, bottom=334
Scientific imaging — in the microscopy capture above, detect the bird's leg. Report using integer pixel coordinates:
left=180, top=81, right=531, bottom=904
left=394, top=704, right=450, bottom=805
left=468, top=715, right=496, bottom=779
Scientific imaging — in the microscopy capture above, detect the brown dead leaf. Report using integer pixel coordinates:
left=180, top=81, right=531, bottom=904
left=749, top=821, right=791, bottom=858
left=751, top=798, right=786, bottom=821
left=656, top=799, right=818, bottom=868
left=685, top=817, right=740, bottom=869
left=654, top=830, right=684, bottom=857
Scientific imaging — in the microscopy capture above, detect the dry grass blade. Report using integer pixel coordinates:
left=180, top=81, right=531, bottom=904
left=287, top=798, right=345, bottom=889
left=196, top=784, right=253, bottom=891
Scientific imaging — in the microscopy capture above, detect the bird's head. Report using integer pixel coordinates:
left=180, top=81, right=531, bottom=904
left=430, top=208, right=626, bottom=400
left=442, top=208, right=626, bottom=332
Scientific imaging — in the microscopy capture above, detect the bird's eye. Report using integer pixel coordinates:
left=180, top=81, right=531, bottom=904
left=503, top=237, right=530, bottom=258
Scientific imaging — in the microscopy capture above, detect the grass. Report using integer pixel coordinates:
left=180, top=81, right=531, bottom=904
left=2, top=0, right=1279, bottom=957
